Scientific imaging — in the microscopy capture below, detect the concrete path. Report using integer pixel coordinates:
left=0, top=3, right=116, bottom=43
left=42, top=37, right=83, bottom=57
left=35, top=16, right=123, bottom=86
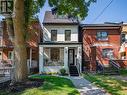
left=69, top=76, right=110, bottom=95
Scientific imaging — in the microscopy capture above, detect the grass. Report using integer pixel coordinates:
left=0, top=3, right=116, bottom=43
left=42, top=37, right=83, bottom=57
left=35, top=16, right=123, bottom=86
left=0, top=76, right=79, bottom=95
left=119, top=69, right=127, bottom=76
left=83, top=73, right=127, bottom=95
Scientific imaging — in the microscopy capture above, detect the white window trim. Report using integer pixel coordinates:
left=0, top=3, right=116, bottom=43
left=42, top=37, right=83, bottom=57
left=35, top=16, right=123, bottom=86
left=0, top=51, right=3, bottom=60
left=8, top=51, right=14, bottom=60
left=0, top=36, right=3, bottom=46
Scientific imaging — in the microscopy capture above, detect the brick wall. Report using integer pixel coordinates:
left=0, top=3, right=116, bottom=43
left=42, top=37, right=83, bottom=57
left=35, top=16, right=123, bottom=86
left=82, top=26, right=121, bottom=71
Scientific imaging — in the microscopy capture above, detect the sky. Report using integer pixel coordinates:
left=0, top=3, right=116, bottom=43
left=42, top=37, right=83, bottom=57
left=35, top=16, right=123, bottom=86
left=1, top=0, right=127, bottom=24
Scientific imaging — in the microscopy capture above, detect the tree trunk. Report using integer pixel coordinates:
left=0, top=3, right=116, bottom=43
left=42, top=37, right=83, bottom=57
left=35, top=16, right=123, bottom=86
left=13, top=0, right=28, bottom=82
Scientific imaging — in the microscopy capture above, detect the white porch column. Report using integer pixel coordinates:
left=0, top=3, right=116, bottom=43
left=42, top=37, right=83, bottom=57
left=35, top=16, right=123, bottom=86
left=30, top=48, right=32, bottom=68
left=77, top=46, right=82, bottom=73
left=64, top=47, right=68, bottom=73
left=39, top=46, right=44, bottom=74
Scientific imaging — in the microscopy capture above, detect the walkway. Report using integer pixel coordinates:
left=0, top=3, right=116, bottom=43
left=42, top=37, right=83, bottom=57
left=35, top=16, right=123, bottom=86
left=69, top=76, right=110, bottom=95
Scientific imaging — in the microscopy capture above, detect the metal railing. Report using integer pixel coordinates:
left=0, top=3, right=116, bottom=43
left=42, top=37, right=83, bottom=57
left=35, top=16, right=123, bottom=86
left=109, top=60, right=120, bottom=70
left=96, top=60, right=104, bottom=73
left=76, top=58, right=80, bottom=74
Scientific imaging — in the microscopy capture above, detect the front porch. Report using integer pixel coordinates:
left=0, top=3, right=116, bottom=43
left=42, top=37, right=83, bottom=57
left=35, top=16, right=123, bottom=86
left=39, top=43, right=82, bottom=74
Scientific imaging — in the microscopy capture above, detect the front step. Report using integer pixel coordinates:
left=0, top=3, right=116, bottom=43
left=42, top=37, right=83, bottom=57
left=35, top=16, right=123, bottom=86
left=69, top=66, right=79, bottom=76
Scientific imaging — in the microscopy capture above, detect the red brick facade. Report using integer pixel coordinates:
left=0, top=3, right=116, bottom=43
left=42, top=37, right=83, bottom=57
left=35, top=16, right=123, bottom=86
left=82, top=25, right=121, bottom=71
left=0, top=20, right=42, bottom=67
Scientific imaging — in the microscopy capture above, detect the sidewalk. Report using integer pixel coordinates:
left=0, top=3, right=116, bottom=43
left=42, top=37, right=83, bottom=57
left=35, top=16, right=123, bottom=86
left=69, top=76, right=110, bottom=95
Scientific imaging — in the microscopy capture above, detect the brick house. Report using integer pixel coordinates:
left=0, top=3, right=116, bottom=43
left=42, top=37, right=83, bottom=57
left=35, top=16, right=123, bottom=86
left=120, top=24, right=127, bottom=59
left=81, top=24, right=122, bottom=71
left=0, top=19, right=42, bottom=73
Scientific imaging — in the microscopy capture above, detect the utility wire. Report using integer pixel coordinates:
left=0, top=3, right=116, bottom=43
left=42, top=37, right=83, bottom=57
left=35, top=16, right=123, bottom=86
left=92, top=0, right=114, bottom=23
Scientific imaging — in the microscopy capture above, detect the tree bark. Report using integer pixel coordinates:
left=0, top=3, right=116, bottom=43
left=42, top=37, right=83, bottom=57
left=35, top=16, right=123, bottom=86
left=13, top=0, right=28, bottom=82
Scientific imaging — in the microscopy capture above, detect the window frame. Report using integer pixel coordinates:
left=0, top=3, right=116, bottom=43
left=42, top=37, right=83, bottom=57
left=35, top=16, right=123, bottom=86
left=51, top=30, right=57, bottom=41
left=0, top=51, right=2, bottom=60
left=102, top=48, right=114, bottom=59
left=97, top=31, right=108, bottom=41
left=121, top=32, right=127, bottom=43
left=8, top=51, right=13, bottom=60
left=50, top=48, right=60, bottom=61
left=65, top=30, right=71, bottom=41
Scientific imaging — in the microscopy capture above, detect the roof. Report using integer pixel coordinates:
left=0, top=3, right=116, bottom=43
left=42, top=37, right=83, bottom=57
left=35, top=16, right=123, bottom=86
left=81, top=24, right=121, bottom=30
left=43, top=11, right=78, bottom=25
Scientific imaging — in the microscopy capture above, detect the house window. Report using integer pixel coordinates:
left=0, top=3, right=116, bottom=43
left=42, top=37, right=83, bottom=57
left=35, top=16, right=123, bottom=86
left=65, top=30, right=71, bottom=41
left=51, top=30, right=57, bottom=41
left=102, top=49, right=114, bottom=59
left=51, top=48, right=60, bottom=61
left=8, top=51, right=13, bottom=60
left=121, top=33, right=127, bottom=43
left=97, top=31, right=108, bottom=40
left=121, top=52, right=126, bottom=59
left=0, top=36, right=2, bottom=46
left=0, top=52, right=2, bottom=60
left=0, top=28, right=3, bottom=36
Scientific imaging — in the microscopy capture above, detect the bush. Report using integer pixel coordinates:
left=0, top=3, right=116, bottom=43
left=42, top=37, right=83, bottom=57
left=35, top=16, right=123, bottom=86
left=60, top=68, right=66, bottom=76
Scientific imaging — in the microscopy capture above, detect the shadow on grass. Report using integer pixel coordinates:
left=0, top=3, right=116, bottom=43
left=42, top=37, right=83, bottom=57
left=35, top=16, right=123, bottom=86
left=83, top=74, right=125, bottom=95
left=33, top=76, right=75, bottom=91
left=0, top=75, right=79, bottom=95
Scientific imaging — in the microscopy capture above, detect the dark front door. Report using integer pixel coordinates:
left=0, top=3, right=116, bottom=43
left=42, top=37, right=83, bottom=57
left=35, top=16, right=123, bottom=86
left=68, top=49, right=75, bottom=66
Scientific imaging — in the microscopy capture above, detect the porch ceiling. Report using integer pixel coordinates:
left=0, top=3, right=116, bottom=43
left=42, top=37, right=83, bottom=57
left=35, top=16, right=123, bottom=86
left=39, top=42, right=82, bottom=47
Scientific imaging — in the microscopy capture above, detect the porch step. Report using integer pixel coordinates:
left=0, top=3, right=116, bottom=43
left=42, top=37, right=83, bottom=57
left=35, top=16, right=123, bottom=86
left=69, top=66, right=79, bottom=76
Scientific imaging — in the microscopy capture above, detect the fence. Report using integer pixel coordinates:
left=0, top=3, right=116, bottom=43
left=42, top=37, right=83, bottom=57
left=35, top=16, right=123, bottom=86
left=0, top=62, right=14, bottom=83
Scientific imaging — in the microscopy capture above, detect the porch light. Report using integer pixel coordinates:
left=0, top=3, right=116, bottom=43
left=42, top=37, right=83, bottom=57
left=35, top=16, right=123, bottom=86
left=0, top=0, right=13, bottom=14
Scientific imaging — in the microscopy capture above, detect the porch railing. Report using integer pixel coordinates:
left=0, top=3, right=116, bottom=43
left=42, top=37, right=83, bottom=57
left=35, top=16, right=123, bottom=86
left=109, top=60, right=120, bottom=70
left=76, top=58, right=80, bottom=74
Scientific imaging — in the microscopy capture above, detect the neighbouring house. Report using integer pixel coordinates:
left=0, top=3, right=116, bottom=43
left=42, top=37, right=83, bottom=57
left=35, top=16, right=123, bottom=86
left=120, top=24, right=127, bottom=59
left=81, top=24, right=122, bottom=71
left=0, top=19, right=42, bottom=73
left=39, top=11, right=82, bottom=75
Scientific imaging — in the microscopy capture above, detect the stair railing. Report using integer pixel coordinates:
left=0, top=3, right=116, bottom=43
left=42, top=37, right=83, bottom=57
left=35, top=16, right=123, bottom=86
left=96, top=60, right=104, bottom=73
left=76, top=58, right=80, bottom=74
left=109, top=60, right=120, bottom=70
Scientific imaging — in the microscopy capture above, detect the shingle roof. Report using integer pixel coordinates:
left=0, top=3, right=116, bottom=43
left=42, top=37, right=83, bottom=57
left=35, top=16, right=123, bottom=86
left=43, top=11, right=78, bottom=25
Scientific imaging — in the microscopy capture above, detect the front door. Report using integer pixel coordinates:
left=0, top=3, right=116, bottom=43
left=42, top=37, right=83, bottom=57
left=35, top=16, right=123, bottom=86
left=68, top=49, right=75, bottom=66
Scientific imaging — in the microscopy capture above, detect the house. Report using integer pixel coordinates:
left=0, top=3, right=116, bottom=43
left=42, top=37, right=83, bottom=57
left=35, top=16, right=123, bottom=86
left=39, top=11, right=82, bottom=75
left=120, top=24, right=127, bottom=59
left=81, top=24, right=122, bottom=71
left=0, top=19, right=42, bottom=73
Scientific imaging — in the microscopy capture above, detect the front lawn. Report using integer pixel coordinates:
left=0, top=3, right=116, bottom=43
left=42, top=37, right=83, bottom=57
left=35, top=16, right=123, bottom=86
left=0, top=76, right=79, bottom=95
left=83, top=73, right=127, bottom=95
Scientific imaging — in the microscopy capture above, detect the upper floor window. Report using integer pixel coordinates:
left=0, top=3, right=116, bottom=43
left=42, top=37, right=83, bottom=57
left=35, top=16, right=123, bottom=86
left=0, top=28, right=3, bottom=36
left=51, top=30, right=57, bottom=41
left=65, top=30, right=71, bottom=41
left=0, top=52, right=2, bottom=60
left=121, top=33, right=127, bottom=43
left=102, top=48, right=114, bottom=59
left=0, top=37, right=2, bottom=46
left=97, top=31, right=108, bottom=41
left=8, top=51, right=13, bottom=60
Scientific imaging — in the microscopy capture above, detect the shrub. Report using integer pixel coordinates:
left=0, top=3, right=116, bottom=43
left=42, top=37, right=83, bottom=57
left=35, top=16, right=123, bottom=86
left=60, top=68, right=66, bottom=76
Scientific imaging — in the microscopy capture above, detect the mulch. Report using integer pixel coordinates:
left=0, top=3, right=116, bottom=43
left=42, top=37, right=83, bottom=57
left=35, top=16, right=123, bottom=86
left=0, top=78, right=44, bottom=93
